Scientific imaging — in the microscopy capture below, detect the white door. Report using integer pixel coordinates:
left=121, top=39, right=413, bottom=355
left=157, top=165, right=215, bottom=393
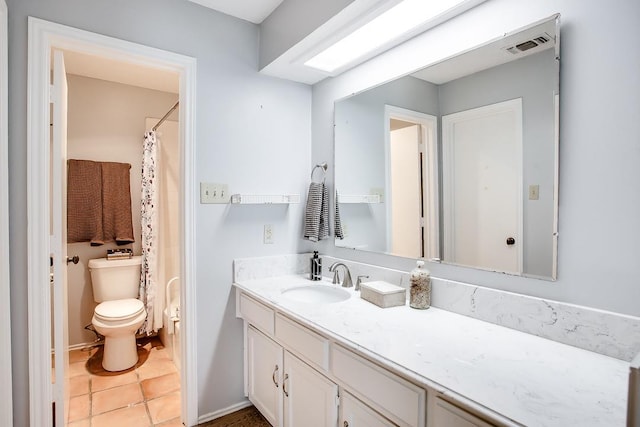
left=390, top=124, right=422, bottom=258
left=340, top=391, right=395, bottom=427
left=247, top=326, right=283, bottom=427
left=51, top=49, right=70, bottom=426
left=283, top=351, right=338, bottom=427
left=442, top=99, right=523, bottom=274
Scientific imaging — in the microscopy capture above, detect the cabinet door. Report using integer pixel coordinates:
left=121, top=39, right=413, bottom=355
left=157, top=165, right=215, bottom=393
left=341, top=391, right=397, bottom=427
left=432, top=397, right=495, bottom=427
left=283, top=351, right=338, bottom=427
left=247, top=326, right=283, bottom=427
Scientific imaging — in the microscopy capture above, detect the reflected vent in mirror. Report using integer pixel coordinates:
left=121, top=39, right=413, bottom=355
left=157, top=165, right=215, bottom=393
left=505, top=33, right=551, bottom=54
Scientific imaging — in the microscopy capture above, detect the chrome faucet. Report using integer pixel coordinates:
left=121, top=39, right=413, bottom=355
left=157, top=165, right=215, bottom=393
left=328, top=262, right=353, bottom=288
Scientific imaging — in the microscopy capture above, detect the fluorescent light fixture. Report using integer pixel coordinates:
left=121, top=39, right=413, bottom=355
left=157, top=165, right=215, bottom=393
left=304, top=0, right=475, bottom=73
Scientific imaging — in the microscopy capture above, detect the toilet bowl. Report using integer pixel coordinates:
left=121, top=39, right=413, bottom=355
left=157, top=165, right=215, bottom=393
left=92, top=298, right=146, bottom=371
left=88, top=256, right=146, bottom=371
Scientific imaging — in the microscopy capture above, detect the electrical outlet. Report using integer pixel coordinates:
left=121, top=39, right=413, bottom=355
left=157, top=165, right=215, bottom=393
left=264, top=224, right=274, bottom=244
left=528, top=184, right=540, bottom=200
left=370, top=187, right=384, bottom=202
left=200, top=182, right=230, bottom=204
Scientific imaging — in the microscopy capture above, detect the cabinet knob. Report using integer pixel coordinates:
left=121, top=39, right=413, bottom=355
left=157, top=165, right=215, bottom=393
left=344, top=421, right=349, bottom=427
left=506, top=237, right=516, bottom=245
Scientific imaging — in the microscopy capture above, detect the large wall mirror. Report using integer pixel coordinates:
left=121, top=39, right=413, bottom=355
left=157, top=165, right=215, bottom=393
left=334, top=15, right=559, bottom=280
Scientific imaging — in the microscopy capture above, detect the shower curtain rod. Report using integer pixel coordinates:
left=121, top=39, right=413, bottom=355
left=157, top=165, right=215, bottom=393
left=152, top=100, right=179, bottom=131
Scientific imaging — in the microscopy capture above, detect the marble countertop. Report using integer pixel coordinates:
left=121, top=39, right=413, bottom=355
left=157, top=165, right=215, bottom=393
left=234, top=275, right=629, bottom=427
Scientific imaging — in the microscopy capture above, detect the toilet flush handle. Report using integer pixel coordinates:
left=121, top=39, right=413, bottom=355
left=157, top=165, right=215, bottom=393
left=66, top=255, right=79, bottom=265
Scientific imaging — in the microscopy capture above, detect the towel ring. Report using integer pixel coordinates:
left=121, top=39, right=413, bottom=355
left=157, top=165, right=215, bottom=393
left=311, top=162, right=328, bottom=183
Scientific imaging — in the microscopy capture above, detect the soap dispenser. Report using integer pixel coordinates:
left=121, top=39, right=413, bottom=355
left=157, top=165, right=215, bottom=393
left=310, top=251, right=322, bottom=281
left=410, top=260, right=431, bottom=309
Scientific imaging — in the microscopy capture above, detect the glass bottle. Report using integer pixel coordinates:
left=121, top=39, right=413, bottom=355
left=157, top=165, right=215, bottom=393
left=410, top=260, right=431, bottom=309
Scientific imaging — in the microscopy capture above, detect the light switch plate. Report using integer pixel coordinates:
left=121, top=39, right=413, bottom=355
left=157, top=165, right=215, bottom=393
left=200, top=182, right=230, bottom=204
left=528, top=184, right=540, bottom=200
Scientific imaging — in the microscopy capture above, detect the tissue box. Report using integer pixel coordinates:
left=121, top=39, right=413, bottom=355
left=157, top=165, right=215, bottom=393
left=359, top=281, right=406, bottom=308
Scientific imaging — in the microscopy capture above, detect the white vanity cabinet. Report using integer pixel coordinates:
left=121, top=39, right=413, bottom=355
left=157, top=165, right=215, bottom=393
left=238, top=290, right=488, bottom=427
left=246, top=325, right=283, bottom=426
left=283, top=349, right=339, bottom=427
left=340, top=391, right=397, bottom=427
left=247, top=325, right=338, bottom=427
left=431, top=397, right=496, bottom=427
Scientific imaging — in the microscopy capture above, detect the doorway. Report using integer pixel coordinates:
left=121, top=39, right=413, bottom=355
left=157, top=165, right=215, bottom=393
left=384, top=105, right=439, bottom=260
left=441, top=98, right=523, bottom=274
left=28, top=18, right=197, bottom=426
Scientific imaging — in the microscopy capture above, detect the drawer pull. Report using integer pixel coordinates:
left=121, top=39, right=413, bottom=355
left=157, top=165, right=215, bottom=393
left=272, top=365, right=279, bottom=388
left=283, top=373, right=289, bottom=397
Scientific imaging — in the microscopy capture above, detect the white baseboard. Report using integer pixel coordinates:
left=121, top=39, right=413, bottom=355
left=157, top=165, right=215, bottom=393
left=197, top=400, right=252, bottom=424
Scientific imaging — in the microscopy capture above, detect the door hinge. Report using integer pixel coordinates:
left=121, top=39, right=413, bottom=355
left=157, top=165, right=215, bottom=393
left=420, top=217, right=425, bottom=227
left=49, top=84, right=54, bottom=103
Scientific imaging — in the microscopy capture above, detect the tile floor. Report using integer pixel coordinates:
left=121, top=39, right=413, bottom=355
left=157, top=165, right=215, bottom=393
left=67, top=336, right=181, bottom=427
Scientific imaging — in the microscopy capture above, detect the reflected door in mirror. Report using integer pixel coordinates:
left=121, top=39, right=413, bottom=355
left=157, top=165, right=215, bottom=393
left=442, top=98, right=522, bottom=274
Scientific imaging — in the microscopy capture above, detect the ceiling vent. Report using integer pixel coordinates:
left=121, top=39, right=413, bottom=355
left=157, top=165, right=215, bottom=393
left=504, top=33, right=552, bottom=55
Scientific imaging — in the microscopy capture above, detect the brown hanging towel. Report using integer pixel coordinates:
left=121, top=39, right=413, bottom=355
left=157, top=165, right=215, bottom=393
left=67, top=159, right=104, bottom=244
left=101, top=161, right=135, bottom=245
left=66, top=159, right=135, bottom=246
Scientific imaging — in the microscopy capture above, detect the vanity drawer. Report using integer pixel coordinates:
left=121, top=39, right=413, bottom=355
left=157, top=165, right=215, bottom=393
left=275, top=313, right=329, bottom=371
left=239, top=293, right=274, bottom=335
left=331, top=344, right=425, bottom=427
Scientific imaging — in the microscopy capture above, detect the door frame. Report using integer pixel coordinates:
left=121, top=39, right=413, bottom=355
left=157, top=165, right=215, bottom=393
left=27, top=18, right=198, bottom=426
left=441, top=98, right=524, bottom=274
left=384, top=105, right=439, bottom=260
left=0, top=0, right=12, bottom=425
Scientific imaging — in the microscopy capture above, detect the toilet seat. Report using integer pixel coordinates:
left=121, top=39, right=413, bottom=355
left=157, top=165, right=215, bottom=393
left=94, top=298, right=145, bottom=322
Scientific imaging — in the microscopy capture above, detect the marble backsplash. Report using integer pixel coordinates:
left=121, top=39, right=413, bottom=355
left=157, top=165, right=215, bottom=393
left=233, top=254, right=640, bottom=361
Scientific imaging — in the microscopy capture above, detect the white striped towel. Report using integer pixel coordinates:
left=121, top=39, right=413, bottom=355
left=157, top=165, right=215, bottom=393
left=303, top=182, right=329, bottom=242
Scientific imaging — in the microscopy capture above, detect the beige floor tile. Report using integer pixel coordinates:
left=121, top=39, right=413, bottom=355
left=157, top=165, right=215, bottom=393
left=68, top=348, right=94, bottom=363
left=147, top=345, right=171, bottom=362
left=147, top=391, right=181, bottom=424
left=92, top=382, right=144, bottom=415
left=137, top=357, right=178, bottom=381
left=141, top=372, right=180, bottom=400
left=67, top=394, right=90, bottom=423
left=91, top=370, right=138, bottom=392
left=68, top=361, right=90, bottom=378
left=69, top=375, right=90, bottom=397
left=155, top=417, right=182, bottom=426
left=91, top=403, right=151, bottom=427
left=67, top=418, right=91, bottom=427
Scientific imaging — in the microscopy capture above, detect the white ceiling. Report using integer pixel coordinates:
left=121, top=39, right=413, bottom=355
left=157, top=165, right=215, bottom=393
left=186, top=0, right=284, bottom=24
left=62, top=50, right=180, bottom=94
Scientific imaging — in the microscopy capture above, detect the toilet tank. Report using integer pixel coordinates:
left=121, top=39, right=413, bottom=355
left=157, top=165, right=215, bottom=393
left=88, top=256, right=142, bottom=302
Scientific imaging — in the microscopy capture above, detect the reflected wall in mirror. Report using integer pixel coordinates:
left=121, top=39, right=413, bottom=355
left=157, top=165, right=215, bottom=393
left=334, top=15, right=559, bottom=280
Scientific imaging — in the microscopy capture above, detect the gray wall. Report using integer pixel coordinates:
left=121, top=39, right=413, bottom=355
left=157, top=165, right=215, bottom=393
left=7, top=0, right=311, bottom=423
left=311, top=0, right=640, bottom=316
left=438, top=48, right=557, bottom=277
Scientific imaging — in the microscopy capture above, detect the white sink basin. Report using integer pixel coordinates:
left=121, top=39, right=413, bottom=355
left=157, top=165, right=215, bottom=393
left=281, top=285, right=350, bottom=304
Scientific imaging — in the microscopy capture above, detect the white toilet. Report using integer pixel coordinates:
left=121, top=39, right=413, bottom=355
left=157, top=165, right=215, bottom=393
left=88, top=256, right=147, bottom=371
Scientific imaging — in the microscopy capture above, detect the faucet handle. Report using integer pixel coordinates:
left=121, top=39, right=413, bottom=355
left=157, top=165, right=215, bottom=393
left=355, top=275, right=369, bottom=291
